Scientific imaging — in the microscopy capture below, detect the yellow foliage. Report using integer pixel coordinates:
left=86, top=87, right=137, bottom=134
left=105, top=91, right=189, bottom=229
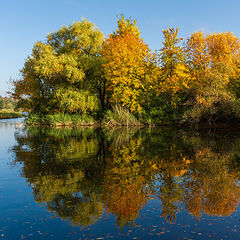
left=102, top=16, right=153, bottom=113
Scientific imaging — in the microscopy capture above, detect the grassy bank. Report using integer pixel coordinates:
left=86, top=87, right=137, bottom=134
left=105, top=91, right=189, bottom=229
left=26, top=103, right=240, bottom=128
left=26, top=106, right=144, bottom=127
left=26, top=112, right=240, bottom=129
left=0, top=110, right=23, bottom=119
left=26, top=113, right=97, bottom=126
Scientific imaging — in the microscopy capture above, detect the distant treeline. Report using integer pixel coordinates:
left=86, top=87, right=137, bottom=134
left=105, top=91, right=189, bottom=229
left=0, top=96, right=17, bottom=110
left=12, top=16, right=240, bottom=125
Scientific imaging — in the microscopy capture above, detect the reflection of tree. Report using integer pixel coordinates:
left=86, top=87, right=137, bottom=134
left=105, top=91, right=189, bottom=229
left=47, top=192, right=103, bottom=226
left=155, top=151, right=191, bottom=222
left=158, top=176, right=183, bottom=222
left=140, top=129, right=192, bottom=222
left=13, top=127, right=106, bottom=226
left=184, top=147, right=240, bottom=218
left=102, top=138, right=150, bottom=228
left=145, top=130, right=240, bottom=221
left=11, top=127, right=240, bottom=227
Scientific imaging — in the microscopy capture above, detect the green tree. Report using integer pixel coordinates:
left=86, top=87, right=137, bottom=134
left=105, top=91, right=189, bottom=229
left=13, top=19, right=105, bottom=114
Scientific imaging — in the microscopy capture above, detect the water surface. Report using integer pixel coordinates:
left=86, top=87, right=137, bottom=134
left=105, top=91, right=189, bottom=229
left=1, top=119, right=240, bottom=239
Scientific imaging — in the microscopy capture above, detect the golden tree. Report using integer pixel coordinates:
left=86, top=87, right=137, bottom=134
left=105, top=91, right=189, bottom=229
left=102, top=16, right=152, bottom=114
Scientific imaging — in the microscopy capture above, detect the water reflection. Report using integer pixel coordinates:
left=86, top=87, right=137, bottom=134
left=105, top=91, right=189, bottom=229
left=12, top=127, right=240, bottom=228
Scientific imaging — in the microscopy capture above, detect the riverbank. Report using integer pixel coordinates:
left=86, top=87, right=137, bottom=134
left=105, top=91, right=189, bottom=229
left=26, top=110, right=144, bottom=127
left=0, top=111, right=23, bottom=119
left=25, top=112, right=240, bottom=129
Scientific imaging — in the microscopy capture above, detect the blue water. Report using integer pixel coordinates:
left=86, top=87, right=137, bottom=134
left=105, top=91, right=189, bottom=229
left=0, top=119, right=239, bottom=239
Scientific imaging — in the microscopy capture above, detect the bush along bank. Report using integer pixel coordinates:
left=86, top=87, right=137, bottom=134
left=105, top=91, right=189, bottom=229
left=26, top=113, right=97, bottom=126
left=26, top=105, right=144, bottom=127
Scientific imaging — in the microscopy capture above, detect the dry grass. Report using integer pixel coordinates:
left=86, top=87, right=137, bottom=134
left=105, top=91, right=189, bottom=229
left=103, top=105, right=141, bottom=126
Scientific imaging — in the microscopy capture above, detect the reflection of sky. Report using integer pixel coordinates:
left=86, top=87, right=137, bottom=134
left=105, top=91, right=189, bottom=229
left=0, top=119, right=44, bottom=240
left=0, top=119, right=24, bottom=149
left=0, top=118, right=25, bottom=177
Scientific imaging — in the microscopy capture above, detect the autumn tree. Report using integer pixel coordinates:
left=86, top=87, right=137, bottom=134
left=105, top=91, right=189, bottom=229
left=13, top=19, right=105, bottom=114
left=159, top=28, right=190, bottom=93
left=183, top=31, right=240, bottom=123
left=102, top=16, right=153, bottom=114
left=145, top=28, right=190, bottom=122
left=185, top=31, right=240, bottom=89
left=12, top=15, right=240, bottom=124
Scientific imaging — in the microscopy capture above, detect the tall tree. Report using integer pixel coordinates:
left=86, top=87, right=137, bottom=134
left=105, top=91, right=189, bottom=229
left=159, top=28, right=190, bottom=94
left=13, top=19, right=104, bottom=114
left=183, top=31, right=240, bottom=123
left=102, top=15, right=152, bottom=114
left=185, top=31, right=240, bottom=90
left=147, top=28, right=190, bottom=122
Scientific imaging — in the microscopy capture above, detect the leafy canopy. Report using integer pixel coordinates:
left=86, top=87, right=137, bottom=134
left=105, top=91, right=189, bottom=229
left=13, top=19, right=104, bottom=114
left=103, top=15, right=152, bottom=114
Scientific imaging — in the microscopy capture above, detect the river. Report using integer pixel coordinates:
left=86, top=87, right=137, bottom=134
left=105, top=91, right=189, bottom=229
left=0, top=118, right=240, bottom=239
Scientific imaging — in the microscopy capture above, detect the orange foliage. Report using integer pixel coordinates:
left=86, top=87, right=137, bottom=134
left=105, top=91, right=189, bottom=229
left=101, top=137, right=149, bottom=227
left=102, top=17, right=152, bottom=113
left=184, top=148, right=240, bottom=218
left=102, top=173, right=148, bottom=227
left=185, top=31, right=240, bottom=88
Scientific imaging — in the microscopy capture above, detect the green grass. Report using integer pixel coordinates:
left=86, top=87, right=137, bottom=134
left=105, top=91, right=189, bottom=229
left=26, top=104, right=147, bottom=127
left=26, top=113, right=97, bottom=126
left=26, top=108, right=143, bottom=127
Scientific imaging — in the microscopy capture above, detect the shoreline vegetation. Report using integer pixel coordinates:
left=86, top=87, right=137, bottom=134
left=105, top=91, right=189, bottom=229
left=26, top=111, right=240, bottom=128
left=26, top=117, right=240, bottom=128
left=0, top=110, right=23, bottom=119
left=26, top=105, right=144, bottom=127
left=11, top=16, right=240, bottom=127
left=0, top=97, right=22, bottom=119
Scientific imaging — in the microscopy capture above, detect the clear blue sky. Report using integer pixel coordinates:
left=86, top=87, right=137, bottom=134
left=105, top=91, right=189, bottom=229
left=1, top=0, right=240, bottom=95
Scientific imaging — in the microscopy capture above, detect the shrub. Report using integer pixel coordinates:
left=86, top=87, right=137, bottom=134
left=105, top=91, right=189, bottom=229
left=26, top=113, right=96, bottom=126
left=181, top=88, right=240, bottom=124
left=103, top=105, right=141, bottom=126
